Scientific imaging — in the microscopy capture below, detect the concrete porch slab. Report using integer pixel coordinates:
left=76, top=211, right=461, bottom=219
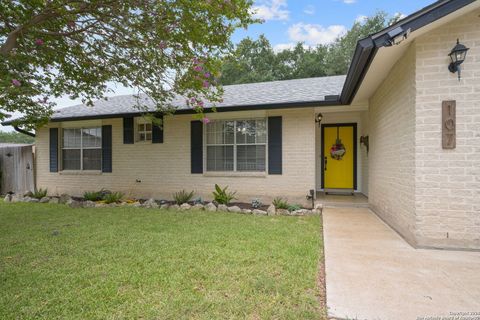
left=316, top=193, right=369, bottom=208
left=323, top=207, right=480, bottom=320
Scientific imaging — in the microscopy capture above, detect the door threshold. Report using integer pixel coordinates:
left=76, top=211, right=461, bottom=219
left=324, top=188, right=354, bottom=196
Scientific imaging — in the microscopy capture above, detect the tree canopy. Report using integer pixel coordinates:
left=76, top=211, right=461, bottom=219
left=220, top=12, right=398, bottom=85
left=0, top=130, right=35, bottom=144
left=1, top=0, right=256, bottom=129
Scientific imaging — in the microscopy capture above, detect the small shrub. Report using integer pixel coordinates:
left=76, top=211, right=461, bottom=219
left=32, top=188, right=47, bottom=199
left=287, top=204, right=302, bottom=212
left=213, top=184, right=237, bottom=205
left=104, top=192, right=124, bottom=204
left=272, top=197, right=289, bottom=210
left=83, top=190, right=104, bottom=201
left=173, top=190, right=194, bottom=205
left=251, top=198, right=262, bottom=209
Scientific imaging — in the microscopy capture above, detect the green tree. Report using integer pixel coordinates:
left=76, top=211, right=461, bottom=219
left=220, top=35, right=278, bottom=85
left=1, top=0, right=256, bottom=129
left=221, top=11, right=390, bottom=84
left=325, top=12, right=390, bottom=75
left=0, top=130, right=35, bottom=144
left=276, top=43, right=329, bottom=80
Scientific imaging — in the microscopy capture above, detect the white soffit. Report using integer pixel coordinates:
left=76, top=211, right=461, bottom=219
left=352, top=0, right=480, bottom=105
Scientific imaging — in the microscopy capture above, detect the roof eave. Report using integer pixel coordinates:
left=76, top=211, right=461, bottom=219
left=339, top=0, right=477, bottom=105
left=2, top=99, right=342, bottom=125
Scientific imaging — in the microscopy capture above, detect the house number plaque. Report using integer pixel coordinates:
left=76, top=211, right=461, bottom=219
left=442, top=100, right=456, bottom=149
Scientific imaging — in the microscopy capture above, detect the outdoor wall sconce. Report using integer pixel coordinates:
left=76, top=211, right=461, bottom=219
left=448, top=39, right=469, bottom=81
left=360, top=135, right=369, bottom=153
left=315, top=113, right=323, bottom=126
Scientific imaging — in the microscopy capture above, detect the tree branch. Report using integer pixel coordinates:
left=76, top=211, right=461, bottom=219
left=37, top=21, right=99, bottom=37
left=0, top=11, right=57, bottom=55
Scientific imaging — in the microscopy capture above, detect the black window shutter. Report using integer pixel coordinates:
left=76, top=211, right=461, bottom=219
left=102, top=125, right=112, bottom=173
left=152, top=116, right=164, bottom=143
left=123, top=117, right=134, bottom=144
left=268, top=116, right=282, bottom=175
left=49, top=128, right=59, bottom=172
left=191, top=121, right=203, bottom=174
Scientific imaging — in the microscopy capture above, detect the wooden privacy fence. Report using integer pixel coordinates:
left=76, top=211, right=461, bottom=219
left=0, top=144, right=34, bottom=195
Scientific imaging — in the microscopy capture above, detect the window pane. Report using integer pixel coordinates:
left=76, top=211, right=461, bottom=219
left=82, top=128, right=101, bottom=148
left=236, top=120, right=260, bottom=144
left=146, top=132, right=152, bottom=141
left=138, top=123, right=145, bottom=131
left=256, top=119, right=267, bottom=143
left=206, top=146, right=234, bottom=171
left=237, top=145, right=266, bottom=171
left=206, top=122, right=215, bottom=144
left=224, top=121, right=234, bottom=144
left=145, top=123, right=152, bottom=131
left=83, top=149, right=102, bottom=170
left=236, top=121, right=246, bottom=144
left=63, top=128, right=81, bottom=148
left=139, top=133, right=146, bottom=141
left=62, top=149, right=81, bottom=170
left=206, top=121, right=234, bottom=145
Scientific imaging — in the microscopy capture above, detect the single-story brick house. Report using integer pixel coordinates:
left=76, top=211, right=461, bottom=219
left=3, top=0, right=479, bottom=250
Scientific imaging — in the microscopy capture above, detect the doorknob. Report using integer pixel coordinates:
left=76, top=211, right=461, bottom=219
left=324, top=156, right=327, bottom=171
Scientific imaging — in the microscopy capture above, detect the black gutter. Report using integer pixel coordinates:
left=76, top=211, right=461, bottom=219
left=340, top=0, right=476, bottom=105
left=372, top=0, right=475, bottom=47
left=13, top=126, right=36, bottom=137
left=339, top=37, right=376, bottom=105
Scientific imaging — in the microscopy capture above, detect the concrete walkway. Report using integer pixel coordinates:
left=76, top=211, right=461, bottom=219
left=323, top=207, right=480, bottom=320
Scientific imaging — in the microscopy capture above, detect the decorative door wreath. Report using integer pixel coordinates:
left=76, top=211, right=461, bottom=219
left=330, top=127, right=346, bottom=160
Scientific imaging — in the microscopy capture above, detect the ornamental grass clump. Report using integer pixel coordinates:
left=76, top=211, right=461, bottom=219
left=104, top=192, right=124, bottom=204
left=173, top=190, right=195, bottom=205
left=83, top=190, right=104, bottom=202
left=272, top=197, right=289, bottom=210
left=32, top=188, right=47, bottom=199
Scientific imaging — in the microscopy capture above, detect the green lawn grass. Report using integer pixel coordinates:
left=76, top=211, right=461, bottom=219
left=0, top=201, right=325, bottom=319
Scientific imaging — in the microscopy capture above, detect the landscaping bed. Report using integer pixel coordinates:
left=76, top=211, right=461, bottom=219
left=3, top=190, right=323, bottom=216
left=0, top=201, right=326, bottom=319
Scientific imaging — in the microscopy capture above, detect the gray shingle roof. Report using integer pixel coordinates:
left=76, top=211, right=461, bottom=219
left=51, top=75, right=345, bottom=120
left=4, top=75, right=345, bottom=124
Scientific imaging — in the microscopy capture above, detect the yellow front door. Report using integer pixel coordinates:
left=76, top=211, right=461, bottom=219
left=323, top=125, right=355, bottom=189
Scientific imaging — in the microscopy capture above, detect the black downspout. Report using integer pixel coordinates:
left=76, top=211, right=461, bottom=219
left=13, top=126, right=35, bottom=138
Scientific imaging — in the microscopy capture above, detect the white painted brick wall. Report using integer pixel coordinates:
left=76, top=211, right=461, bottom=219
left=35, top=108, right=316, bottom=206
left=414, top=8, right=480, bottom=249
left=368, top=43, right=417, bottom=244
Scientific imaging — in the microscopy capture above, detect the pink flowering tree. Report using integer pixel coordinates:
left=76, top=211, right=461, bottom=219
left=0, top=0, right=257, bottom=129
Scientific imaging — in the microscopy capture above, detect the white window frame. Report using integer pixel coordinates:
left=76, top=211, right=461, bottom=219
left=61, top=127, right=102, bottom=171
left=204, top=118, right=268, bottom=172
left=135, top=118, right=152, bottom=142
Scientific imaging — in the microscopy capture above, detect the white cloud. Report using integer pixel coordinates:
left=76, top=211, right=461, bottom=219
left=355, top=15, right=368, bottom=24
left=273, top=43, right=310, bottom=52
left=287, top=23, right=347, bottom=46
left=303, top=5, right=315, bottom=15
left=251, top=0, right=289, bottom=21
left=343, top=0, right=356, bottom=3
left=393, top=12, right=407, bottom=20
left=273, top=43, right=296, bottom=52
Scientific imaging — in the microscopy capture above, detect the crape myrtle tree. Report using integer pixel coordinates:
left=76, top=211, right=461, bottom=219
left=0, top=0, right=256, bottom=130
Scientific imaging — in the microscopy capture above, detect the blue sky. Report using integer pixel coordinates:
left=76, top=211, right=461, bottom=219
left=2, top=0, right=435, bottom=132
left=234, top=0, right=433, bottom=51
